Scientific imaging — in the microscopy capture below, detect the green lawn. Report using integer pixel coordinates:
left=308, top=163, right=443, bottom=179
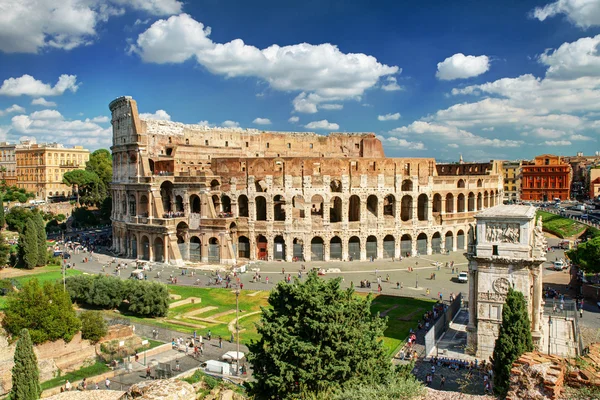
left=40, top=361, right=110, bottom=391
left=538, top=210, right=587, bottom=238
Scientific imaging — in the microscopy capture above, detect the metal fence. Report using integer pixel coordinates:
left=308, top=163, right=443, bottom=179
left=424, top=293, right=463, bottom=356
left=543, top=299, right=583, bottom=356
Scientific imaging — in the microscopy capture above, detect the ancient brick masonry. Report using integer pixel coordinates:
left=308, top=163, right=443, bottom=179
left=109, top=96, right=503, bottom=265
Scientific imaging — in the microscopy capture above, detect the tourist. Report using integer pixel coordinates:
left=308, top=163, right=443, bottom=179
left=94, top=382, right=99, bottom=390
left=219, top=336, right=223, bottom=348
left=207, top=330, right=212, bottom=341
left=231, top=333, right=234, bottom=343
left=65, top=380, right=72, bottom=391
left=175, top=360, right=181, bottom=372
left=105, top=378, right=111, bottom=389
left=146, top=365, right=152, bottom=379
left=440, top=375, right=445, bottom=389
left=396, top=282, right=400, bottom=289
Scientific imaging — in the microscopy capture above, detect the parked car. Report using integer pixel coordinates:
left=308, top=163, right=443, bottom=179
left=458, top=272, right=468, bottom=283
left=553, top=260, right=565, bottom=271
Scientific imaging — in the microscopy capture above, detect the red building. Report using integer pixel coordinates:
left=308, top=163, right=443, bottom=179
left=521, top=154, right=572, bottom=202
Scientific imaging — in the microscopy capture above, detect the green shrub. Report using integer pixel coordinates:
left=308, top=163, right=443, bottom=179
left=126, top=280, right=169, bottom=317
left=80, top=311, right=107, bottom=343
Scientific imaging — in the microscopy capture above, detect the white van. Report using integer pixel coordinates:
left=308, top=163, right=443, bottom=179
left=553, top=260, right=565, bottom=271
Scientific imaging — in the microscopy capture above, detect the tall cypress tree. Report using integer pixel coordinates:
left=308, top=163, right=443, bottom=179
left=10, top=328, right=41, bottom=400
left=492, top=287, right=533, bottom=396
left=0, top=194, right=5, bottom=229
left=18, top=219, right=38, bottom=269
left=32, top=213, right=47, bottom=266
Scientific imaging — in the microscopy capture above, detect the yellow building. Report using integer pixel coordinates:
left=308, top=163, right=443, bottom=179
left=502, top=160, right=522, bottom=202
left=16, top=140, right=90, bottom=200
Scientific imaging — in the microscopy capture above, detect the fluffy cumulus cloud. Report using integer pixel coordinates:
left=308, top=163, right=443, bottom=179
left=544, top=140, right=572, bottom=146
left=131, top=14, right=399, bottom=112
left=139, top=109, right=171, bottom=120
left=0, top=104, right=25, bottom=117
left=252, top=117, right=271, bottom=125
left=532, top=0, right=600, bottom=28
left=288, top=116, right=299, bottom=123
left=319, top=104, right=343, bottom=110
left=0, top=0, right=184, bottom=53
left=0, top=74, right=79, bottom=97
left=8, top=109, right=111, bottom=147
left=539, top=34, right=600, bottom=80
left=305, top=120, right=339, bottom=130
left=381, top=76, right=402, bottom=91
left=31, top=97, right=57, bottom=107
left=390, top=121, right=524, bottom=148
left=378, top=112, right=401, bottom=121
left=436, top=53, right=490, bottom=80
left=377, top=136, right=425, bottom=150
left=221, top=120, right=240, bottom=128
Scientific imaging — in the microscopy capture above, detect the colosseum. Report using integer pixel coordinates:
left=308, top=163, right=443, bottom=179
left=110, top=96, right=503, bottom=265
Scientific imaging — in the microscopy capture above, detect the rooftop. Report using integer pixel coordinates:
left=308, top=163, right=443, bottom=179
left=475, top=205, right=536, bottom=219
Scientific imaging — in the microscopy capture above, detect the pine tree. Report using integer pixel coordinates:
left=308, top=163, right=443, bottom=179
left=10, top=328, right=41, bottom=400
left=32, top=213, right=47, bottom=266
left=247, top=272, right=391, bottom=399
left=18, top=219, right=38, bottom=269
left=492, top=287, right=533, bottom=396
left=0, top=194, right=5, bottom=229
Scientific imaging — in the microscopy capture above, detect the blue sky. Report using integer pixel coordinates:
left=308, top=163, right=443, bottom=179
left=0, top=0, right=599, bottom=161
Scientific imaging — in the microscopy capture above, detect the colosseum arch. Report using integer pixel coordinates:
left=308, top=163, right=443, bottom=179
left=329, top=196, right=342, bottom=222
left=457, top=193, right=465, bottom=212
left=293, top=238, right=304, bottom=261
left=311, top=236, right=325, bottom=261
left=431, top=232, right=442, bottom=253
left=175, top=195, right=184, bottom=212
left=468, top=192, right=475, bottom=211
left=484, top=191, right=489, bottom=208
left=273, top=235, right=286, bottom=260
left=366, top=195, right=378, bottom=218
left=348, top=236, right=360, bottom=261
left=330, top=179, right=342, bottom=193
left=348, top=195, right=361, bottom=222
left=140, top=235, right=150, bottom=260
left=160, top=181, right=173, bottom=212
left=400, top=234, right=412, bottom=256
left=238, top=236, right=250, bottom=259
left=210, top=179, right=220, bottom=191
left=416, top=232, right=428, bottom=255
left=490, top=190, right=495, bottom=207
left=208, top=237, right=220, bottom=263
left=401, top=195, right=413, bottom=221
left=477, top=192, right=482, bottom=210
left=255, top=196, right=267, bottom=221
left=366, top=235, right=377, bottom=260
left=212, top=195, right=221, bottom=213
left=401, top=179, right=413, bottom=191
left=457, top=179, right=465, bottom=188
left=330, top=236, right=342, bottom=260
left=238, top=195, right=249, bottom=217
left=153, top=237, right=164, bottom=263
left=432, top=193, right=442, bottom=214
left=383, top=235, right=395, bottom=258
left=273, top=195, right=286, bottom=221
left=190, top=236, right=201, bottom=261
left=417, top=194, right=428, bottom=221
left=129, top=194, right=136, bottom=216
left=445, top=193, right=454, bottom=213
left=383, top=194, right=395, bottom=217
left=445, top=231, right=454, bottom=252
left=257, top=235, right=268, bottom=260
left=221, top=195, right=232, bottom=213
left=311, top=195, right=324, bottom=219
left=457, top=229, right=465, bottom=249
left=190, top=194, right=201, bottom=214
left=292, top=195, right=305, bottom=219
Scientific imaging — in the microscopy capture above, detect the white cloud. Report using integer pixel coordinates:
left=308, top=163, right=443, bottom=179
left=0, top=104, right=25, bottom=117
left=377, top=136, right=426, bottom=150
left=8, top=109, right=111, bottom=148
left=31, top=97, right=57, bottom=107
left=543, top=140, right=572, bottom=146
left=378, top=112, right=401, bottom=121
left=482, top=127, right=495, bottom=131
left=197, top=120, right=215, bottom=127
left=381, top=76, right=402, bottom=91
left=0, top=74, right=79, bottom=97
left=288, top=116, right=299, bottom=123
left=0, top=0, right=183, bottom=53
left=532, top=0, right=600, bottom=28
left=539, top=34, right=600, bottom=80
left=528, top=127, right=566, bottom=138
left=305, top=120, right=339, bottom=130
left=391, top=121, right=524, bottom=148
left=319, top=104, right=343, bottom=110
left=252, top=117, right=271, bottom=125
left=448, top=143, right=460, bottom=148
left=91, top=116, right=110, bottom=123
left=436, top=53, right=490, bottom=80
left=570, top=133, right=595, bottom=140
left=131, top=14, right=399, bottom=111
left=222, top=120, right=240, bottom=128
left=139, top=110, right=171, bottom=120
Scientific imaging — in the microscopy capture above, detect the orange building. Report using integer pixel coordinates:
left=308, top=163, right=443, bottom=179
left=521, top=154, right=572, bottom=202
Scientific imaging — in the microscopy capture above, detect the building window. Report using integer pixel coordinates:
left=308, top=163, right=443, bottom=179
left=493, top=245, right=499, bottom=256
left=287, top=143, right=291, bottom=148
left=355, top=143, right=359, bottom=149
left=266, top=143, right=270, bottom=148
left=225, top=141, right=229, bottom=147
left=309, top=143, right=313, bottom=149
left=205, top=140, right=209, bottom=146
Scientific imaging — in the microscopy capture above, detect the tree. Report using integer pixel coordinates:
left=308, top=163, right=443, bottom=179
left=32, top=213, right=47, bottom=266
left=567, top=236, right=600, bottom=273
left=126, top=280, right=170, bottom=317
left=247, top=272, right=391, bottom=399
left=18, top=219, right=38, bottom=269
left=10, top=329, right=41, bottom=400
left=0, top=194, right=5, bottom=229
left=86, top=149, right=112, bottom=189
left=3, top=279, right=81, bottom=344
left=62, top=169, right=100, bottom=205
left=80, top=311, right=108, bottom=344
left=6, top=207, right=33, bottom=233
left=492, top=287, right=533, bottom=396
left=0, top=238, right=10, bottom=267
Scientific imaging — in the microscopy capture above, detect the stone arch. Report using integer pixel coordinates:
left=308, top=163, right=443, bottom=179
left=477, top=192, right=482, bottom=210
left=160, top=181, right=173, bottom=213
left=153, top=237, right=164, bottom=263
left=490, top=190, right=495, bottom=207
left=130, top=234, right=138, bottom=258
left=348, top=195, right=361, bottom=222
left=383, top=235, right=395, bottom=258
left=432, top=193, right=442, bottom=214
left=457, top=179, right=465, bottom=188
left=432, top=232, right=442, bottom=253
left=329, top=196, right=342, bottom=222
left=366, top=194, right=378, bottom=218
left=417, top=194, right=428, bottom=221
left=401, top=179, right=413, bottom=191
left=292, top=195, right=305, bottom=219
left=238, top=194, right=249, bottom=217
left=175, top=195, right=184, bottom=212
left=311, top=194, right=324, bottom=219
left=477, top=179, right=483, bottom=188
left=330, top=179, right=342, bottom=192
left=311, top=236, right=325, bottom=261
left=190, top=236, right=201, bottom=261
left=210, top=179, right=220, bottom=191
left=255, top=196, right=267, bottom=221
left=221, top=195, right=231, bottom=213
left=189, top=194, right=201, bottom=214
left=401, top=195, right=413, bottom=221
left=400, top=234, right=412, bottom=256
left=330, top=236, right=342, bottom=260
left=255, top=180, right=267, bottom=193
left=457, top=193, right=466, bottom=212
left=273, top=235, right=286, bottom=260
left=293, top=238, right=304, bottom=261
left=256, top=234, right=268, bottom=260
left=238, top=236, right=250, bottom=259
left=348, top=236, right=360, bottom=261
left=273, top=195, right=286, bottom=221
left=416, top=232, right=427, bottom=255
left=366, top=235, right=377, bottom=260
left=445, top=231, right=454, bottom=252
left=484, top=191, right=489, bottom=208
left=212, top=194, right=221, bottom=214
left=208, top=237, right=220, bottom=263
left=468, top=192, right=475, bottom=212
left=129, top=194, right=136, bottom=216
left=141, top=236, right=150, bottom=260
left=457, top=229, right=465, bottom=249
left=445, top=193, right=454, bottom=213
left=383, top=194, right=395, bottom=217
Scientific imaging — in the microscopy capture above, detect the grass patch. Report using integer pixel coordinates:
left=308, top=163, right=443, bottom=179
left=538, top=210, right=587, bottom=238
left=40, top=361, right=110, bottom=391
left=11, top=267, right=82, bottom=286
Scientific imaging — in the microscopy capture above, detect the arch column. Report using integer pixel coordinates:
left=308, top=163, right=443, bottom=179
left=395, top=237, right=401, bottom=260
left=148, top=237, right=154, bottom=262
left=250, top=236, right=257, bottom=260
left=323, top=200, right=330, bottom=224
left=342, top=237, right=349, bottom=261
left=426, top=234, right=432, bottom=255
left=411, top=197, right=418, bottom=222
left=441, top=198, right=446, bottom=216
left=137, top=236, right=142, bottom=259
left=285, top=201, right=293, bottom=224
left=184, top=234, right=190, bottom=260
left=427, top=197, right=433, bottom=222
left=324, top=240, right=330, bottom=261
left=360, top=237, right=367, bottom=261
left=163, top=235, right=169, bottom=263
left=285, top=234, right=293, bottom=262
left=394, top=198, right=401, bottom=227
left=266, top=199, right=273, bottom=222
left=342, top=198, right=349, bottom=223
left=303, top=239, right=311, bottom=262
left=201, top=237, right=208, bottom=262
left=411, top=235, right=417, bottom=257
left=377, top=235, right=383, bottom=260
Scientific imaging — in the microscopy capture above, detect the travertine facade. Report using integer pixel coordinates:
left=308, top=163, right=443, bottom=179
left=0, top=142, right=16, bottom=187
left=467, top=205, right=546, bottom=359
left=110, top=96, right=504, bottom=265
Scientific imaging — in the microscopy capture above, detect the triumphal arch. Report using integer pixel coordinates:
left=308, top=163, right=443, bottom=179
left=466, top=205, right=546, bottom=359
left=109, top=96, right=503, bottom=265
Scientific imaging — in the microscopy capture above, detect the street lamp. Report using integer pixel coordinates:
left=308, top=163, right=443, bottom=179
left=548, top=315, right=553, bottom=355
left=234, top=284, right=241, bottom=375
left=415, top=273, right=419, bottom=289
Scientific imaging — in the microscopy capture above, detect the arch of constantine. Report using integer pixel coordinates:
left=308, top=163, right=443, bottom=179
left=109, top=96, right=503, bottom=265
